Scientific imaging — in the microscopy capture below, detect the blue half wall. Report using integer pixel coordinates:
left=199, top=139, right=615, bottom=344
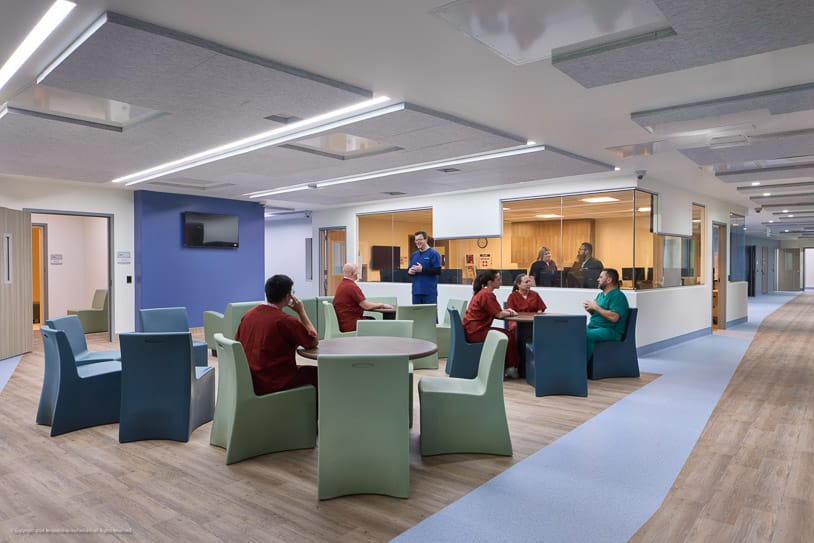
left=134, top=191, right=265, bottom=327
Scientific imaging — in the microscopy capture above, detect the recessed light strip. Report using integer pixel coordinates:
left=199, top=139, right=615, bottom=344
left=114, top=95, right=393, bottom=185
left=0, top=0, right=76, bottom=93
left=37, top=12, right=107, bottom=84
left=247, top=143, right=546, bottom=198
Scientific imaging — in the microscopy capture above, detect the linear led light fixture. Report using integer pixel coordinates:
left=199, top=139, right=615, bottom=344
left=37, top=12, right=107, bottom=84
left=0, top=0, right=76, bottom=94
left=113, top=95, right=394, bottom=186
left=581, top=196, right=619, bottom=203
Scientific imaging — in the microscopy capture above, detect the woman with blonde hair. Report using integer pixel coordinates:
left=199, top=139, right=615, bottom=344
left=529, top=246, right=558, bottom=287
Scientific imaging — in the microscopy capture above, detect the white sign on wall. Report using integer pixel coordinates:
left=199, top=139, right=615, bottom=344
left=50, top=253, right=63, bottom=265
left=116, top=251, right=131, bottom=264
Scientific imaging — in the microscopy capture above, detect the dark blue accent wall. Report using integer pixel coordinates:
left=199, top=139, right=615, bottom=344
left=134, top=190, right=264, bottom=327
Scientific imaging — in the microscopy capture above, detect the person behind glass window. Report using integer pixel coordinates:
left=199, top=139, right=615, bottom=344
left=407, top=230, right=442, bottom=304
left=529, top=246, right=558, bottom=287
left=566, top=242, right=604, bottom=288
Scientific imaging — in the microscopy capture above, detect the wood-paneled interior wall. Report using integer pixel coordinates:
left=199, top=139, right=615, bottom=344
left=510, top=220, right=594, bottom=271
left=0, top=207, right=32, bottom=358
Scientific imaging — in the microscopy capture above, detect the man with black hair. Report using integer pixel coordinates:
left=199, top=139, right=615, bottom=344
left=407, top=230, right=442, bottom=304
left=567, top=241, right=604, bottom=288
left=236, top=274, right=318, bottom=395
left=583, top=268, right=629, bottom=362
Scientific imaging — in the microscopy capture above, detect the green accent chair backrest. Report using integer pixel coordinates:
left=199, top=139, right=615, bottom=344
left=435, top=298, right=469, bottom=359
left=418, top=330, right=512, bottom=457
left=315, top=296, right=334, bottom=339
left=66, top=288, right=108, bottom=333
left=317, top=353, right=410, bottom=499
left=282, top=297, right=318, bottom=330
left=362, top=296, right=398, bottom=320
left=396, top=304, right=438, bottom=370
left=203, top=301, right=263, bottom=352
left=321, top=301, right=355, bottom=339
left=356, top=319, right=416, bottom=427
left=210, top=334, right=316, bottom=464
left=36, top=326, right=121, bottom=437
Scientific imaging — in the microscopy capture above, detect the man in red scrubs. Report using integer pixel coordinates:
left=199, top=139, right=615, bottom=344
left=235, top=274, right=318, bottom=395
left=333, top=262, right=394, bottom=332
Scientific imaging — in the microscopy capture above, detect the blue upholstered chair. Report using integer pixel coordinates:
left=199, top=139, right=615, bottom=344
left=589, top=308, right=640, bottom=379
left=395, top=304, right=438, bottom=370
left=436, top=298, right=468, bottom=358
left=36, top=326, right=121, bottom=437
left=138, top=307, right=209, bottom=367
left=210, top=334, right=316, bottom=464
left=418, top=331, right=512, bottom=456
left=118, top=332, right=216, bottom=443
left=525, top=314, right=587, bottom=397
left=45, top=315, right=120, bottom=366
left=317, top=353, right=410, bottom=499
left=321, top=301, right=355, bottom=339
left=445, top=307, right=484, bottom=378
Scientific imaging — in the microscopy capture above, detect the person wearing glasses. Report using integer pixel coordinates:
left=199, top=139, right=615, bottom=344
left=235, top=274, right=318, bottom=395
left=407, top=230, right=442, bottom=305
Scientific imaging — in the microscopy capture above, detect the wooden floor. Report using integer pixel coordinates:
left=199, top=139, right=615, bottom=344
left=0, top=329, right=654, bottom=542
left=632, top=293, right=814, bottom=543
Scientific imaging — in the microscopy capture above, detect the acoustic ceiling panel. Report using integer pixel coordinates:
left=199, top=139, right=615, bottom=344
left=680, top=131, right=814, bottom=166
left=631, top=82, right=814, bottom=131
left=553, top=0, right=814, bottom=87
left=717, top=164, right=814, bottom=183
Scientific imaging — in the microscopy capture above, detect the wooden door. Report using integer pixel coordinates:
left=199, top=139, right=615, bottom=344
left=0, top=207, right=33, bottom=359
left=777, top=248, right=801, bottom=291
left=319, top=227, right=346, bottom=296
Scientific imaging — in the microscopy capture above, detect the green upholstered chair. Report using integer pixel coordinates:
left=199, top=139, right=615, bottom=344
left=203, top=301, right=263, bottom=354
left=356, top=319, right=415, bottom=427
left=45, top=315, right=120, bottom=366
left=362, top=296, right=398, bottom=320
left=210, top=334, right=316, bottom=464
left=315, top=296, right=334, bottom=339
left=436, top=298, right=468, bottom=359
left=282, top=297, right=318, bottom=330
left=396, top=304, right=438, bottom=370
left=66, top=289, right=108, bottom=333
left=317, top=353, right=410, bottom=499
left=321, top=301, right=355, bottom=339
left=36, top=326, right=121, bottom=437
left=418, top=330, right=512, bottom=457
left=138, top=307, right=209, bottom=367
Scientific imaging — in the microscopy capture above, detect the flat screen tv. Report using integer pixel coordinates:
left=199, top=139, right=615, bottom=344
left=370, top=245, right=400, bottom=270
left=183, top=212, right=239, bottom=248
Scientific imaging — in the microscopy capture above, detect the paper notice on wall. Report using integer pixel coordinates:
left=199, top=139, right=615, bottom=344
left=116, top=251, right=131, bottom=264
left=50, top=254, right=63, bottom=265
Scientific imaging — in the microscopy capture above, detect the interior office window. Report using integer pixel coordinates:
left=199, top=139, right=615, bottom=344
left=729, top=212, right=746, bottom=281
left=357, top=208, right=432, bottom=283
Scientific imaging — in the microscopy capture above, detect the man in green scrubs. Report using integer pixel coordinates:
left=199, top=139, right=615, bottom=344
left=583, top=268, right=629, bottom=362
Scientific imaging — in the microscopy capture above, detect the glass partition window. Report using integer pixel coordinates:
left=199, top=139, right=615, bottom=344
left=358, top=190, right=703, bottom=290
left=729, top=212, right=746, bottom=281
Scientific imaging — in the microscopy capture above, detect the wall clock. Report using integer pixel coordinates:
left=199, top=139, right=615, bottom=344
left=477, top=237, right=488, bottom=248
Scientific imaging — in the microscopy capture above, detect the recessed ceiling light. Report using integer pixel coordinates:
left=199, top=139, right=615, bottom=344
left=782, top=209, right=790, bottom=213
left=637, top=206, right=651, bottom=212
left=789, top=214, right=795, bottom=218
left=614, top=166, right=621, bottom=171
left=769, top=220, right=774, bottom=223
left=0, top=0, right=75, bottom=93
left=535, top=213, right=562, bottom=219
left=502, top=207, right=510, bottom=211
left=762, top=192, right=771, bottom=196
left=526, top=140, right=536, bottom=146
left=751, top=181, right=761, bottom=186
left=785, top=229, right=790, bottom=232
left=581, top=196, right=619, bottom=203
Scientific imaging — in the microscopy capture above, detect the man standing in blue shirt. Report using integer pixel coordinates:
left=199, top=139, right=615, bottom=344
left=407, top=230, right=442, bottom=304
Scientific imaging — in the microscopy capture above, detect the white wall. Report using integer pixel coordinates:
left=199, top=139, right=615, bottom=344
left=807, top=248, right=814, bottom=289
left=3, top=176, right=135, bottom=333
left=264, top=217, right=317, bottom=298
left=31, top=214, right=107, bottom=318
left=726, top=281, right=748, bottom=323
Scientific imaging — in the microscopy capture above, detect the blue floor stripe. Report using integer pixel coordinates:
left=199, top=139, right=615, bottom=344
left=394, top=293, right=794, bottom=543
left=0, top=355, right=22, bottom=393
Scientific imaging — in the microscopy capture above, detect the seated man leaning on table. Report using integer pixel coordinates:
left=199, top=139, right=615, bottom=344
left=333, top=262, right=395, bottom=333
left=582, top=268, right=629, bottom=362
left=235, top=274, right=318, bottom=395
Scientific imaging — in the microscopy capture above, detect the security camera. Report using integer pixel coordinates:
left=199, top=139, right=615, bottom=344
left=304, top=210, right=312, bottom=219
left=635, top=170, right=646, bottom=181
left=755, top=207, right=762, bottom=213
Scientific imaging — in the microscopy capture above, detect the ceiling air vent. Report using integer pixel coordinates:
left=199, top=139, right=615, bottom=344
left=265, top=114, right=301, bottom=124
left=437, top=167, right=460, bottom=173
left=382, top=191, right=406, bottom=196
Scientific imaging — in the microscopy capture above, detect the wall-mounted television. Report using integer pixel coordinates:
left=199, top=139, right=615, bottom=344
left=183, top=212, right=239, bottom=248
left=370, top=245, right=400, bottom=270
